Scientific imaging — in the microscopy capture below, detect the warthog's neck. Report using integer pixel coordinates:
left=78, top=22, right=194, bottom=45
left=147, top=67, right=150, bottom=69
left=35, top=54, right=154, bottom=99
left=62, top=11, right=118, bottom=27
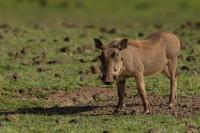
left=117, top=54, right=132, bottom=80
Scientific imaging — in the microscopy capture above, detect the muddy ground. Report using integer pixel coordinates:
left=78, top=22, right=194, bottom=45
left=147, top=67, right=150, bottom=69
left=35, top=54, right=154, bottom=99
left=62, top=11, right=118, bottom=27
left=4, top=87, right=199, bottom=118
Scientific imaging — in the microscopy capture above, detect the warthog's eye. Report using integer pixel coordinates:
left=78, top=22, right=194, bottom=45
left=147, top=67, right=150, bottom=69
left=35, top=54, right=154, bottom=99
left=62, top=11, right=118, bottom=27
left=111, top=52, right=115, bottom=58
left=116, top=52, right=119, bottom=57
left=111, top=51, right=119, bottom=58
left=98, top=55, right=102, bottom=60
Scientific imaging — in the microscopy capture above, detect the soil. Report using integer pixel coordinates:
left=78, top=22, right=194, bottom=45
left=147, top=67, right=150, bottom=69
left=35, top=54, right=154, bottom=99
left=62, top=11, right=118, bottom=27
left=46, top=87, right=200, bottom=118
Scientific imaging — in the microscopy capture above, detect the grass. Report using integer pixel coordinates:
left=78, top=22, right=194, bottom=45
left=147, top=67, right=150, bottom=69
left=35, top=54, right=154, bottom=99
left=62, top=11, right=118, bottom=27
left=0, top=115, right=197, bottom=133
left=0, top=0, right=199, bottom=132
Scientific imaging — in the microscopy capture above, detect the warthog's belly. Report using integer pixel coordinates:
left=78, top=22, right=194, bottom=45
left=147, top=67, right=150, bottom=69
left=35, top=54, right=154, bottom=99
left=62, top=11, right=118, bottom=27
left=143, top=55, right=168, bottom=76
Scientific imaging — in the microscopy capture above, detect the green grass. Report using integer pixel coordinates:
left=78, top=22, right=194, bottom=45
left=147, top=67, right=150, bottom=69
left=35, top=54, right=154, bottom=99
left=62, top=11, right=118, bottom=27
left=0, top=0, right=200, bottom=132
left=1, top=115, right=199, bottom=133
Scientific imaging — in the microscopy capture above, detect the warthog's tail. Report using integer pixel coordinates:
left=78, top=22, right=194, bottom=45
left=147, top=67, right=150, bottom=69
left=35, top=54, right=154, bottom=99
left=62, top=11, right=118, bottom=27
left=176, top=36, right=182, bottom=79
left=176, top=69, right=179, bottom=79
left=179, top=38, right=184, bottom=50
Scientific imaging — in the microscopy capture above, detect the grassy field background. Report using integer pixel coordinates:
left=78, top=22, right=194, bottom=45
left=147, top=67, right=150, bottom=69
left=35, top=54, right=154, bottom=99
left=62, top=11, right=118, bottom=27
left=0, top=0, right=200, bottom=132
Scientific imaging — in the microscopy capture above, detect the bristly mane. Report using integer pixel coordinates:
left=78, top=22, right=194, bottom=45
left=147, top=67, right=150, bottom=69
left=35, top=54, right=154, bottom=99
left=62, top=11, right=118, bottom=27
left=107, top=33, right=163, bottom=49
left=128, top=33, right=163, bottom=49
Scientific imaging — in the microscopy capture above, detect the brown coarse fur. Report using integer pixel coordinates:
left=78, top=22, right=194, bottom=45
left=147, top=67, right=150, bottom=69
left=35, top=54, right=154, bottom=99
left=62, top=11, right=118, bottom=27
left=94, top=32, right=181, bottom=114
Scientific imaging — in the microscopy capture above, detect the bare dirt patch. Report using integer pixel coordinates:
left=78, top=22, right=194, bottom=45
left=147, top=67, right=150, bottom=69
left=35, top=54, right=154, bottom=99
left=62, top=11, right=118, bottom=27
left=47, top=87, right=200, bottom=118
left=47, top=87, right=117, bottom=106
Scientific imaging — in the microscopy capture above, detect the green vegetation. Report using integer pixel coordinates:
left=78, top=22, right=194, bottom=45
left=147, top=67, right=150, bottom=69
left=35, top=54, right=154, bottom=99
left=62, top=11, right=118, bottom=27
left=0, top=0, right=199, bottom=132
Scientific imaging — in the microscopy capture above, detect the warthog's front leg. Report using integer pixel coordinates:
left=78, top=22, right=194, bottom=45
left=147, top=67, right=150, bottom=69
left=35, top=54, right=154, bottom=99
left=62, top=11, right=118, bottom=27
left=113, top=79, right=126, bottom=114
left=135, top=73, right=150, bottom=114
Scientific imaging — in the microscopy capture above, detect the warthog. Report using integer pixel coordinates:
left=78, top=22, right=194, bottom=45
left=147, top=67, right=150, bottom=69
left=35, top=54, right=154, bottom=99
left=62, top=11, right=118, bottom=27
left=94, top=32, right=181, bottom=114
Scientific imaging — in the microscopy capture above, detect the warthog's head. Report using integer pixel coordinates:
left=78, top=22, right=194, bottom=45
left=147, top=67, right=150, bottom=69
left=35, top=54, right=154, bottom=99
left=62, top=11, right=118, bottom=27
left=94, top=38, right=128, bottom=85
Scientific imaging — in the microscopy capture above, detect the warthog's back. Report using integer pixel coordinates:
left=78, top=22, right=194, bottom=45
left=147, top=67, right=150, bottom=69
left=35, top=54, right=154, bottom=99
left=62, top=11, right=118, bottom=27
left=128, top=32, right=181, bottom=58
left=121, top=32, right=181, bottom=76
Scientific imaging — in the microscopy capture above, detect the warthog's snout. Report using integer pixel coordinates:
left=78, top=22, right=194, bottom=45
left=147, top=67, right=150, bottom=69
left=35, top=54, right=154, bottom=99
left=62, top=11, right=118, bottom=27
left=103, top=81, right=113, bottom=85
left=101, top=75, right=115, bottom=85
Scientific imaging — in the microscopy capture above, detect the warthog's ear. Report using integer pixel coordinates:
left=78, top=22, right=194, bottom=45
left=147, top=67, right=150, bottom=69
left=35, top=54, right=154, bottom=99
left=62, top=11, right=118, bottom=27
left=94, top=38, right=105, bottom=50
left=119, top=39, right=128, bottom=50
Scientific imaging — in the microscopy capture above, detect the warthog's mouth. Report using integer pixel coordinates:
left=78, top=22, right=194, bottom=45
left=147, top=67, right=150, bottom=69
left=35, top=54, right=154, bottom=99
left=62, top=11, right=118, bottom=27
left=103, top=81, right=114, bottom=85
left=100, top=76, right=115, bottom=85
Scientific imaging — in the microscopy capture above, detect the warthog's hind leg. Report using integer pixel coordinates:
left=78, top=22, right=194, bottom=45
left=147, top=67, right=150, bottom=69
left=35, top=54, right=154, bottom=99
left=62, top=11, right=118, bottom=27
left=162, top=66, right=170, bottom=78
left=168, top=57, right=178, bottom=108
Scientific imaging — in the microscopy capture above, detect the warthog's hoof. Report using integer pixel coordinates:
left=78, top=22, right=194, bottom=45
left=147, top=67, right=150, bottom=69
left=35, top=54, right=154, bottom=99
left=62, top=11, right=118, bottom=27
left=112, top=104, right=126, bottom=115
left=112, top=109, right=123, bottom=115
left=169, top=103, right=174, bottom=109
left=143, top=109, right=150, bottom=114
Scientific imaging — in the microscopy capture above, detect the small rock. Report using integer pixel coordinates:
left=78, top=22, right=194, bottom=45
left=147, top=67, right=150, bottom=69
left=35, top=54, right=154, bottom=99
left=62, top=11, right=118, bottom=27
left=54, top=73, right=61, bottom=78
left=63, top=37, right=70, bottom=42
left=32, top=54, right=46, bottom=65
left=20, top=48, right=26, bottom=55
left=181, top=44, right=187, bottom=50
left=55, top=119, right=64, bottom=124
left=60, top=1, right=68, bottom=8
left=80, top=74, right=87, bottom=81
left=84, top=24, right=95, bottom=29
left=102, top=118, right=109, bottom=122
left=186, top=56, right=196, bottom=62
left=99, top=27, right=117, bottom=34
left=79, top=71, right=83, bottom=74
left=99, top=35, right=104, bottom=39
left=99, top=26, right=107, bottom=33
left=39, top=0, right=47, bottom=7
left=108, top=28, right=117, bottom=34
left=178, top=55, right=183, bottom=60
left=195, top=21, right=200, bottom=29
left=197, top=40, right=200, bottom=44
left=180, top=24, right=186, bottom=29
left=53, top=39, right=58, bottom=42
left=181, top=66, right=189, bottom=71
left=4, top=115, right=17, bottom=122
left=79, top=59, right=86, bottom=63
left=26, top=39, right=35, bottom=43
left=41, top=39, right=46, bottom=42
left=47, top=59, right=63, bottom=65
left=60, top=46, right=70, bottom=53
left=186, top=21, right=193, bottom=28
left=103, top=130, right=111, bottom=133
left=138, top=32, right=144, bottom=37
left=18, top=89, right=25, bottom=94
left=154, top=24, right=162, bottom=29
left=69, top=119, right=80, bottom=124
left=75, top=45, right=93, bottom=54
left=61, top=22, right=77, bottom=28
left=36, top=67, right=46, bottom=72
left=11, top=72, right=20, bottom=81
left=145, top=128, right=161, bottom=133
left=0, top=23, right=8, bottom=29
